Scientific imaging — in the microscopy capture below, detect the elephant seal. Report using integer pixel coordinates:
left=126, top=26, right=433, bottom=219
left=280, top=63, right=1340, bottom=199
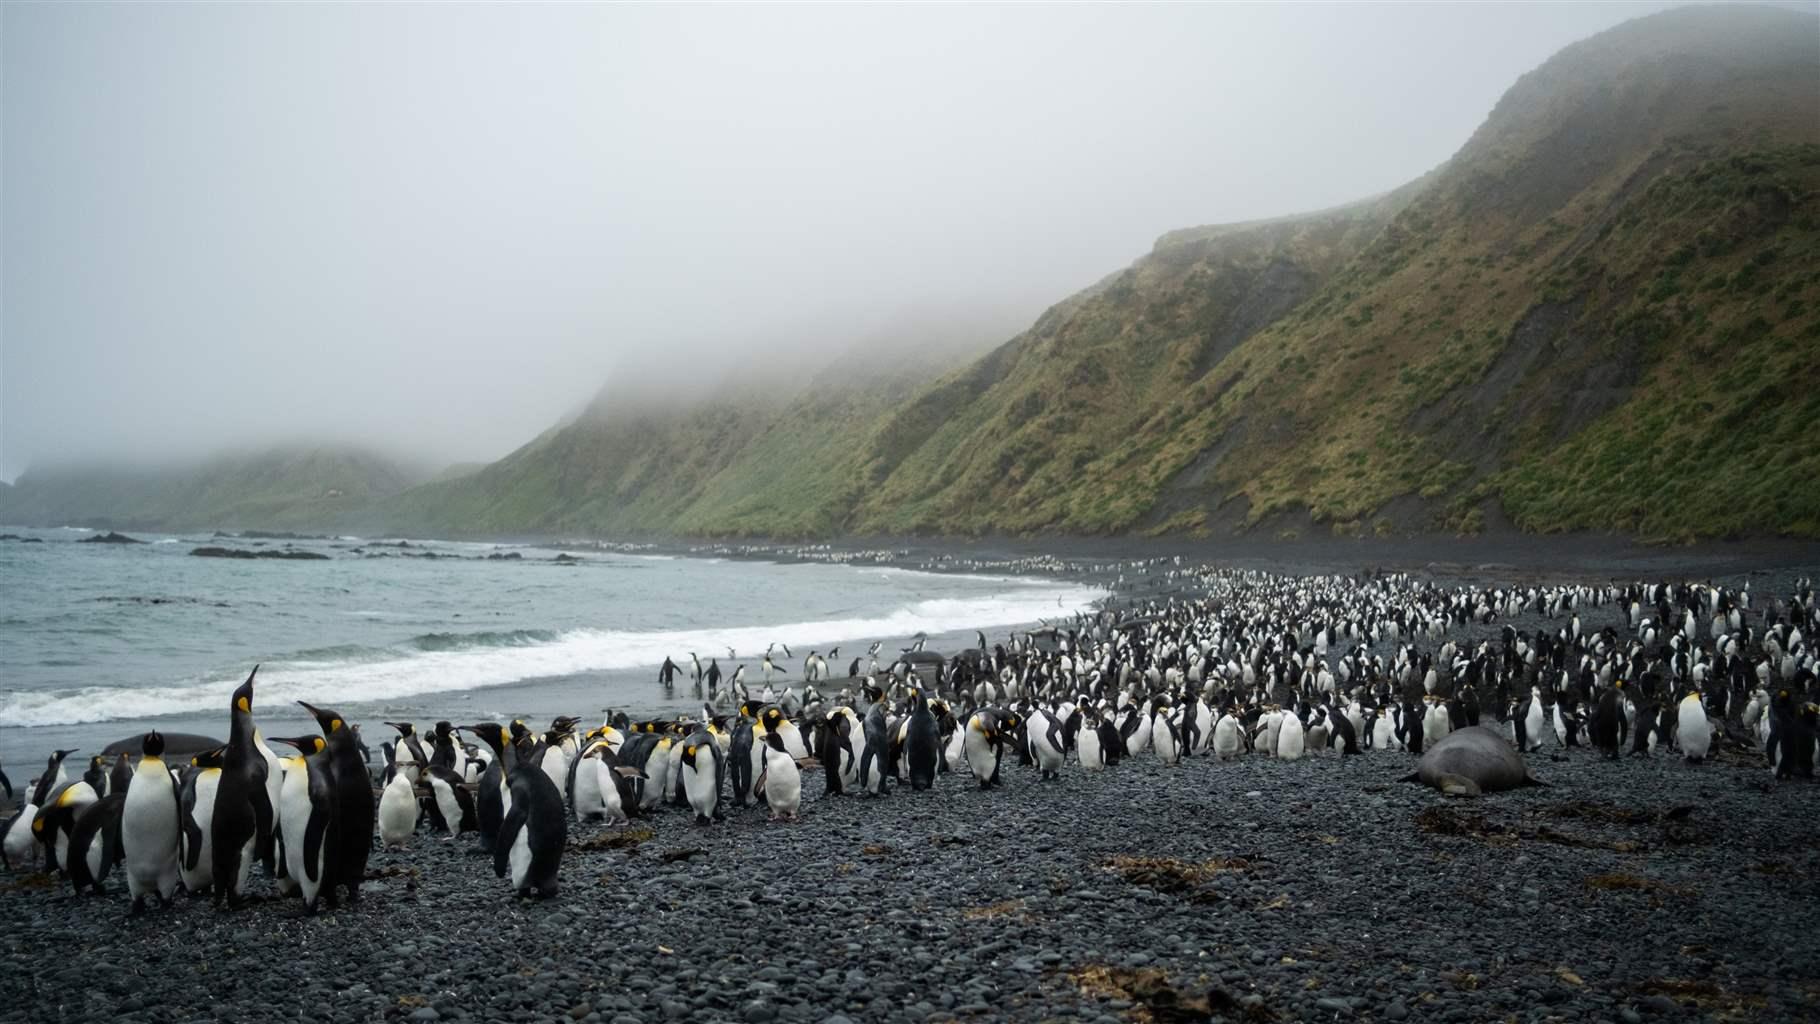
left=102, top=733, right=223, bottom=759
left=1402, top=725, right=1542, bottom=797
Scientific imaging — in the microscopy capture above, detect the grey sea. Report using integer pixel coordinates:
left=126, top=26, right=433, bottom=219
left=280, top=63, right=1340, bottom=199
left=0, top=527, right=1101, bottom=771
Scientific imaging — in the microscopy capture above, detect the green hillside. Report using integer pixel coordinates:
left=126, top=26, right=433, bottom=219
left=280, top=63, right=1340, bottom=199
left=0, top=446, right=427, bottom=532
left=13, top=7, right=1817, bottom=543
left=376, top=6, right=1818, bottom=543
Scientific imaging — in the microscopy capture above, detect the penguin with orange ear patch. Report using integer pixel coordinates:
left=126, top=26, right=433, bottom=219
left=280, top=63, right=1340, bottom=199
left=299, top=699, right=374, bottom=907
left=678, top=729, right=724, bottom=824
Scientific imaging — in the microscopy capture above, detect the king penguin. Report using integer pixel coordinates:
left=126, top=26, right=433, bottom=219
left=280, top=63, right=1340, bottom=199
left=496, top=758, right=567, bottom=898
left=271, top=735, right=334, bottom=914
left=904, top=689, right=940, bottom=791
left=211, top=667, right=272, bottom=908
left=300, top=700, right=374, bottom=906
left=122, top=732, right=182, bottom=913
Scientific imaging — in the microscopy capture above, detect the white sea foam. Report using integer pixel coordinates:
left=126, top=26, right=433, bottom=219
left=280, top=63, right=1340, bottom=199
left=0, top=583, right=1103, bottom=727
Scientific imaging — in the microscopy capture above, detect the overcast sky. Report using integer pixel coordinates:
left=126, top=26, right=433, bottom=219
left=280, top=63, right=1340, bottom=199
left=0, top=1, right=1726, bottom=479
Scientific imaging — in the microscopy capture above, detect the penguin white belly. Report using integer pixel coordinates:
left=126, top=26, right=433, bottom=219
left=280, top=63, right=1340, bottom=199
left=763, top=752, right=802, bottom=820
left=430, top=777, right=464, bottom=835
left=780, top=724, right=810, bottom=761
left=962, top=727, right=997, bottom=782
left=1276, top=718, right=1305, bottom=761
left=1123, top=718, right=1151, bottom=757
left=1524, top=703, right=1545, bottom=751
left=1151, top=718, right=1180, bottom=765
left=1423, top=706, right=1452, bottom=748
left=1371, top=717, right=1397, bottom=752
left=123, top=767, right=180, bottom=900
left=1078, top=727, right=1105, bottom=770
left=378, top=773, right=418, bottom=848
left=1190, top=707, right=1214, bottom=754
left=682, top=762, right=718, bottom=822
left=944, top=729, right=968, bottom=771
left=1261, top=716, right=1283, bottom=757
left=1678, top=699, right=1713, bottom=761
left=180, top=773, right=220, bottom=892
left=841, top=728, right=866, bottom=789
left=573, top=758, right=606, bottom=819
left=1213, top=717, right=1241, bottom=760
left=277, top=776, right=325, bottom=906
left=539, top=748, right=569, bottom=800
left=3, top=804, right=36, bottom=866
left=507, top=824, right=533, bottom=890
left=642, top=753, right=670, bottom=811
left=594, top=762, right=628, bottom=824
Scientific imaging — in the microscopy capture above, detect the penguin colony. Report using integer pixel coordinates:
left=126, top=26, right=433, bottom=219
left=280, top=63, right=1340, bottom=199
left=5, top=565, right=1819, bottom=910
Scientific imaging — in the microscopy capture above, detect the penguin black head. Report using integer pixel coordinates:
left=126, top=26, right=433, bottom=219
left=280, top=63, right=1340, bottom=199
left=385, top=721, right=415, bottom=737
left=231, top=665, right=259, bottom=716
left=271, top=735, right=326, bottom=756
left=191, top=746, right=226, bottom=769
left=679, top=742, right=702, bottom=769
left=50, top=748, right=77, bottom=767
left=466, top=723, right=508, bottom=754
left=142, top=731, right=165, bottom=757
left=298, top=701, right=348, bottom=737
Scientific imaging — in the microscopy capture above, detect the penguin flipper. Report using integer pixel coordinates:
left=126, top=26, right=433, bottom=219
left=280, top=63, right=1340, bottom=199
left=0, top=768, right=10, bottom=802
left=180, top=783, right=204, bottom=872
left=495, top=803, right=527, bottom=879
left=302, top=799, right=331, bottom=886
left=251, top=774, right=276, bottom=871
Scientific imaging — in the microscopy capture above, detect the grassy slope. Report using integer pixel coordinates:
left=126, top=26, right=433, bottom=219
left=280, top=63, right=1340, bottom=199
left=55, top=8, right=1810, bottom=542
left=831, top=4, right=1820, bottom=541
left=0, top=447, right=425, bottom=532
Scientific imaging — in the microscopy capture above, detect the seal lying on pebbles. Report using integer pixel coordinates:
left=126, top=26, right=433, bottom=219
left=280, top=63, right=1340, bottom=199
left=1402, top=726, right=1542, bottom=797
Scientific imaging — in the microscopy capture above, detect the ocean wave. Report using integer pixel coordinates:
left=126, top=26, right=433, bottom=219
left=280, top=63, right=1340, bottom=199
left=0, top=584, right=1103, bottom=727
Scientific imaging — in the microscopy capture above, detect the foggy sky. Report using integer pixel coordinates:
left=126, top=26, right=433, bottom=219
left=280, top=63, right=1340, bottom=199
left=0, top=1, right=1711, bottom=479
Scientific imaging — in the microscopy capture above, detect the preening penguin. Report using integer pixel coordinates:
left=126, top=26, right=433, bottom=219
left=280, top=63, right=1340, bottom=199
left=963, top=709, right=1020, bottom=788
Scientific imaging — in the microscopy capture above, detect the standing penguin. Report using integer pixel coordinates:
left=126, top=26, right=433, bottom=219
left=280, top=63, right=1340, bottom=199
left=299, top=701, right=374, bottom=906
left=1078, top=708, right=1108, bottom=770
left=1151, top=707, right=1182, bottom=767
left=465, top=723, right=516, bottom=845
left=678, top=736, right=723, bottom=824
left=858, top=688, right=892, bottom=796
left=424, top=765, right=479, bottom=836
left=211, top=667, right=273, bottom=908
left=377, top=766, right=418, bottom=850
left=1213, top=711, right=1244, bottom=761
left=178, top=749, right=224, bottom=895
left=1677, top=691, right=1713, bottom=763
left=1276, top=710, right=1306, bottom=761
left=1024, top=707, right=1067, bottom=780
left=1590, top=682, right=1626, bottom=760
left=758, top=732, right=805, bottom=821
left=271, top=735, right=333, bottom=914
left=64, top=792, right=126, bottom=895
left=904, top=689, right=941, bottom=791
left=121, top=732, right=182, bottom=913
left=495, top=763, right=566, bottom=898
